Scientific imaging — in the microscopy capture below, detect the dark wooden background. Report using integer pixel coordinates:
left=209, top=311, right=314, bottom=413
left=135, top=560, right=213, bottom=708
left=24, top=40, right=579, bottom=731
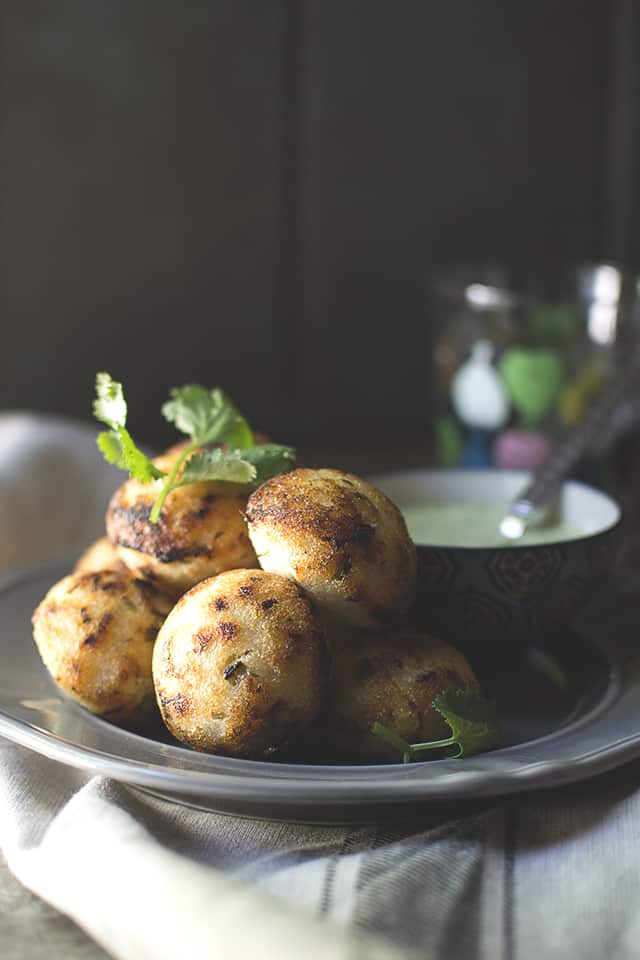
left=2, top=1, right=639, bottom=457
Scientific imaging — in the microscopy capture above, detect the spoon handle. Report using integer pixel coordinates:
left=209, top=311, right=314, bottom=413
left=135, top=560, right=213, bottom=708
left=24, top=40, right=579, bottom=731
left=501, top=349, right=640, bottom=538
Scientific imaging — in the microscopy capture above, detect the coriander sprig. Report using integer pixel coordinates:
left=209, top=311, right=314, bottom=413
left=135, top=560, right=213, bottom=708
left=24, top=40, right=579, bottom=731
left=94, top=373, right=164, bottom=483
left=94, top=373, right=295, bottom=523
left=147, top=386, right=256, bottom=522
left=372, top=688, right=500, bottom=762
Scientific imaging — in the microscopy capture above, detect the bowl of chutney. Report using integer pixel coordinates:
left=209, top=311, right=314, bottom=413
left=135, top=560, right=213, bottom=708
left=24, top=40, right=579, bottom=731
left=370, top=469, right=623, bottom=649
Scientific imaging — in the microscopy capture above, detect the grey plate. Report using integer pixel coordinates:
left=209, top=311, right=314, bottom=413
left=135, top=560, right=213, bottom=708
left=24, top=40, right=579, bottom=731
left=1, top=561, right=639, bottom=822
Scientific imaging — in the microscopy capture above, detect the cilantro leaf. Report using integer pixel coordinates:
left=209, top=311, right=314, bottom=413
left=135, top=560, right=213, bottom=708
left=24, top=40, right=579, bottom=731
left=96, top=430, right=126, bottom=467
left=161, top=386, right=253, bottom=449
left=96, top=428, right=164, bottom=484
left=429, top=688, right=500, bottom=758
left=94, top=374, right=164, bottom=483
left=371, top=687, right=499, bottom=762
left=95, top=429, right=160, bottom=482
left=237, top=444, right=296, bottom=484
left=93, top=372, right=127, bottom=429
left=169, top=445, right=295, bottom=494
left=149, top=443, right=295, bottom=521
left=177, top=449, right=257, bottom=486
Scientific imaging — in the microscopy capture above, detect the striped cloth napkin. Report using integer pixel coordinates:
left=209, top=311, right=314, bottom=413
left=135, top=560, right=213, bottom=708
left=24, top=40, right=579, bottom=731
left=1, top=412, right=639, bottom=960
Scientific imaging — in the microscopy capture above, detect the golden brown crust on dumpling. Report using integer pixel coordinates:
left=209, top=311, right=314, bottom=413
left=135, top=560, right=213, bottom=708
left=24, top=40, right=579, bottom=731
left=74, top=537, right=128, bottom=575
left=321, top=629, right=479, bottom=761
left=106, top=450, right=257, bottom=597
left=153, top=568, right=328, bottom=757
left=32, top=569, right=173, bottom=727
left=246, top=468, right=417, bottom=627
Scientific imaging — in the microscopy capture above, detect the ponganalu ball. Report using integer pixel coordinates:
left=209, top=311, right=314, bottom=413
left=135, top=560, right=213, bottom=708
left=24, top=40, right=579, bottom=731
left=106, top=447, right=258, bottom=598
left=74, top=536, right=128, bottom=575
left=322, top=629, right=479, bottom=762
left=153, top=568, right=328, bottom=758
left=32, top=569, right=174, bottom=727
left=245, top=468, right=417, bottom=628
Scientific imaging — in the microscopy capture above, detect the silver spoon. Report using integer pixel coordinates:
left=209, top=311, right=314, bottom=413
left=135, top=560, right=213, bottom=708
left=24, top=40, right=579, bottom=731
left=499, top=348, right=640, bottom=540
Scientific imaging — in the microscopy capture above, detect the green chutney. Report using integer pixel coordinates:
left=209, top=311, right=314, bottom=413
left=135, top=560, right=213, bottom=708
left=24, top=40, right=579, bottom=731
left=401, top=501, right=584, bottom=548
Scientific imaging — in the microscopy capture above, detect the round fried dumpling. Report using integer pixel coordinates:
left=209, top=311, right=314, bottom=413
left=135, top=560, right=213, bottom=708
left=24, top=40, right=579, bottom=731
left=106, top=448, right=258, bottom=598
left=32, top=569, right=174, bottom=727
left=324, top=629, right=479, bottom=761
left=74, top=536, right=128, bottom=575
left=245, top=468, right=417, bottom=627
left=153, top=569, right=328, bottom=757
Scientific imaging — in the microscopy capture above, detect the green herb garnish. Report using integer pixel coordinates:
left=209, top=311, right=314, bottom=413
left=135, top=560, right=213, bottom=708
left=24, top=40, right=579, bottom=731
left=94, top=373, right=164, bottom=483
left=94, top=373, right=295, bottom=523
left=161, top=385, right=253, bottom=450
left=235, top=444, right=300, bottom=485
left=372, top=688, right=500, bottom=762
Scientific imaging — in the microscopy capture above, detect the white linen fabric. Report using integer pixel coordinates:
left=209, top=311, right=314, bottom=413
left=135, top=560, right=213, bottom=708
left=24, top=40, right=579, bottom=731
left=1, top=413, right=639, bottom=960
